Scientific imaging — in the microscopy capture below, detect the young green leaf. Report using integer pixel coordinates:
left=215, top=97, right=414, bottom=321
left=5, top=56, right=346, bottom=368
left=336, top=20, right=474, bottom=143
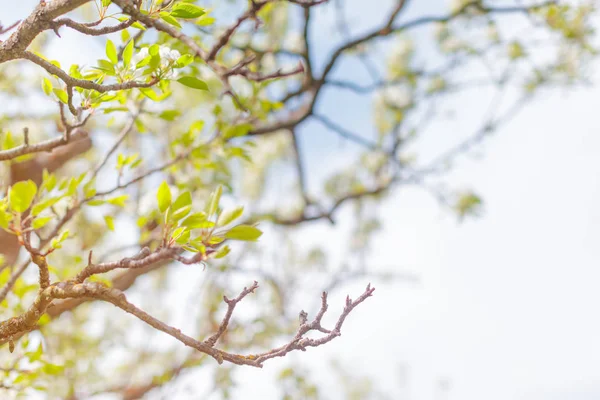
left=213, top=245, right=230, bottom=259
left=217, top=206, right=243, bottom=227
left=131, top=21, right=146, bottom=30
left=104, top=215, right=115, bottom=231
left=171, top=3, right=206, bottom=19
left=175, top=54, right=194, bottom=68
left=9, top=180, right=37, bottom=213
left=106, top=39, right=118, bottom=64
left=171, top=226, right=188, bottom=242
left=206, top=185, right=222, bottom=217
left=122, top=39, right=134, bottom=67
left=160, top=13, right=182, bottom=28
left=42, top=78, right=52, bottom=96
left=149, top=44, right=160, bottom=57
left=121, top=28, right=130, bottom=43
left=176, top=230, right=190, bottom=245
left=87, top=199, right=106, bottom=206
left=32, top=216, right=53, bottom=230
left=171, top=191, right=192, bottom=221
left=83, top=179, right=97, bottom=198
left=177, top=76, right=208, bottom=90
left=32, top=196, right=62, bottom=216
left=171, top=3, right=205, bottom=19
left=41, top=169, right=56, bottom=193
left=106, top=195, right=129, bottom=207
left=106, top=39, right=119, bottom=64
left=181, top=212, right=210, bottom=229
left=1, top=131, right=15, bottom=150
left=224, top=225, right=262, bottom=241
left=159, top=110, right=181, bottom=121
left=0, top=208, right=13, bottom=230
left=51, top=230, right=70, bottom=249
left=52, top=88, right=68, bottom=104
left=157, top=181, right=172, bottom=213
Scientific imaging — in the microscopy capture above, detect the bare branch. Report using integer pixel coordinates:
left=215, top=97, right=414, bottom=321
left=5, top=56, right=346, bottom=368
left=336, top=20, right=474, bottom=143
left=203, top=281, right=259, bottom=347
left=52, top=17, right=135, bottom=36
left=253, top=284, right=376, bottom=364
left=0, top=280, right=374, bottom=369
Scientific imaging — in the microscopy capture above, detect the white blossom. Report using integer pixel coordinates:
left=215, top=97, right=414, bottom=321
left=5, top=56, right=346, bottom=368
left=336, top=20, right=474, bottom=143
left=159, top=46, right=180, bottom=62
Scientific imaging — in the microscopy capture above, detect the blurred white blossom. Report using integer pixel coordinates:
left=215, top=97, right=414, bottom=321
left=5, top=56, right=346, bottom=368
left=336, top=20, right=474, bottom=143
left=159, top=46, right=180, bottom=63
left=128, top=46, right=180, bottom=81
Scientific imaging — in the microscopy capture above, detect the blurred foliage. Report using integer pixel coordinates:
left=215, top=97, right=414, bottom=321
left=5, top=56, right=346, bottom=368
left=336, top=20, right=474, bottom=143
left=0, top=0, right=597, bottom=398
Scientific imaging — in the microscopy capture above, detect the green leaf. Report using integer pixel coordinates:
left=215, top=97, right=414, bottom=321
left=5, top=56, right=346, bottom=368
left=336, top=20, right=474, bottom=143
left=181, top=212, right=211, bottom=229
left=135, top=55, right=151, bottom=69
left=207, top=236, right=224, bottom=245
left=53, top=88, right=68, bottom=104
left=32, top=196, right=62, bottom=216
left=171, top=3, right=206, bottom=19
left=122, top=39, right=134, bottom=67
left=131, top=21, right=146, bottom=30
left=176, top=229, right=190, bottom=245
left=175, top=54, right=194, bottom=68
left=9, top=180, right=37, bottom=213
left=32, top=216, right=53, bottom=230
left=51, top=230, right=69, bottom=249
left=121, top=28, right=130, bottom=43
left=182, top=245, right=199, bottom=253
left=87, top=199, right=106, bottom=206
left=41, top=169, right=56, bottom=192
left=42, top=78, right=52, bottom=96
left=106, top=39, right=118, bottom=64
left=149, top=44, right=160, bottom=57
left=42, top=363, right=65, bottom=375
left=206, top=185, right=222, bottom=217
left=223, top=123, right=253, bottom=139
left=160, top=13, right=182, bottom=28
left=177, top=76, right=208, bottom=90
left=1, top=131, right=15, bottom=150
left=66, top=177, right=79, bottom=196
left=104, top=215, right=115, bottom=231
left=171, top=3, right=205, bottom=19
left=171, top=226, right=187, bottom=242
left=158, top=110, right=181, bottom=121
left=214, top=245, right=230, bottom=259
left=224, top=225, right=262, bottom=241
left=28, top=343, right=43, bottom=362
left=217, top=206, right=244, bottom=227
left=171, top=191, right=192, bottom=221
left=196, top=16, right=215, bottom=26
left=157, top=181, right=172, bottom=213
left=190, top=241, right=206, bottom=254
left=0, top=208, right=13, bottom=230
left=37, top=313, right=51, bottom=326
left=106, top=195, right=129, bottom=207
left=139, top=87, right=160, bottom=101
left=83, top=179, right=96, bottom=198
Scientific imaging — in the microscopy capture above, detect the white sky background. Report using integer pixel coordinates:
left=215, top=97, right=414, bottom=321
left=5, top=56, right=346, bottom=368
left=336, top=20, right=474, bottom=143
left=2, top=1, right=600, bottom=399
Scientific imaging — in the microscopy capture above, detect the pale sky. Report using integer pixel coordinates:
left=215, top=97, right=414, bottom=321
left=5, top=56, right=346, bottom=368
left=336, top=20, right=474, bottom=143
left=2, top=1, right=600, bottom=400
